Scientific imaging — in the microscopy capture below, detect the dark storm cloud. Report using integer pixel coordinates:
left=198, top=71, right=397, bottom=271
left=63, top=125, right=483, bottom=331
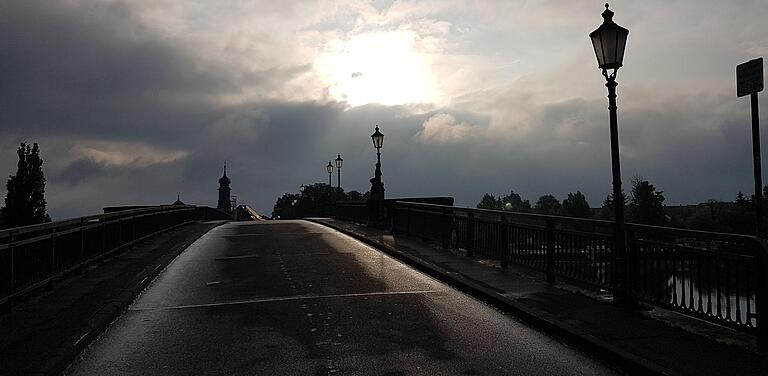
left=0, top=1, right=325, bottom=218
left=56, top=158, right=105, bottom=185
left=0, top=1, right=311, bottom=143
left=1, top=0, right=766, bottom=219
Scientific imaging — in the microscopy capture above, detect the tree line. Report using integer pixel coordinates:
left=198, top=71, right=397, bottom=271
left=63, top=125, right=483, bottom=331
left=271, top=182, right=367, bottom=219
left=476, top=177, right=767, bottom=235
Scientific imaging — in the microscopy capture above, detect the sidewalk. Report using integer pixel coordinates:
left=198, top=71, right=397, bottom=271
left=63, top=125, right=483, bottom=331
left=0, top=221, right=224, bottom=376
left=311, top=218, right=768, bottom=376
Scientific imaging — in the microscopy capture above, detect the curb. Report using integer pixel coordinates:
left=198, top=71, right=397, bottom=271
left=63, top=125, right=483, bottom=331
left=309, top=218, right=679, bottom=376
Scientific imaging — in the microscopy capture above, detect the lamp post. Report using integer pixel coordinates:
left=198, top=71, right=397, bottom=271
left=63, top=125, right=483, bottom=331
left=299, top=184, right=305, bottom=194
left=326, top=161, right=333, bottom=201
left=369, top=125, right=385, bottom=224
left=335, top=154, right=344, bottom=201
left=590, top=3, right=633, bottom=307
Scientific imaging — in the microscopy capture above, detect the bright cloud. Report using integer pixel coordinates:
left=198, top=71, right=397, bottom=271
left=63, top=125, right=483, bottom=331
left=315, top=30, right=439, bottom=106
left=418, top=113, right=475, bottom=143
left=72, top=141, right=189, bottom=168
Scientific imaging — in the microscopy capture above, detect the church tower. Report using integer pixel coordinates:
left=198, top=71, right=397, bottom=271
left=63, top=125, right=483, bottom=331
left=217, top=164, right=232, bottom=214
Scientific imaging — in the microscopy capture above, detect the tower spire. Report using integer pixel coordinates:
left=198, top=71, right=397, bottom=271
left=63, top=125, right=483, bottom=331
left=217, top=162, right=232, bottom=214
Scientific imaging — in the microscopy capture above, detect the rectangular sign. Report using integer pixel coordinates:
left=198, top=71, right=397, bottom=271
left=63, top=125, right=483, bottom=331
left=737, top=57, right=763, bottom=97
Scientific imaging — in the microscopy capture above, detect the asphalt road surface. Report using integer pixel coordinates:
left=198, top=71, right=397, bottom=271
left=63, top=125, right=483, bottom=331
left=66, top=221, right=622, bottom=375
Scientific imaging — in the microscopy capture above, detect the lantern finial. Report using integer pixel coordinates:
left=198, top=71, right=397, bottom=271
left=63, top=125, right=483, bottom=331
left=602, top=4, right=614, bottom=22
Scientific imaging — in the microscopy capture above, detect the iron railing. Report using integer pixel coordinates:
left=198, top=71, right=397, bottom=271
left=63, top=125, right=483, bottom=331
left=0, top=205, right=210, bottom=309
left=391, top=201, right=768, bottom=344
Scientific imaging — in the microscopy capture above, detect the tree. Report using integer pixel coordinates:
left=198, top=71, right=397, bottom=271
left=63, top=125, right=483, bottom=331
left=534, top=194, right=562, bottom=215
left=501, top=190, right=531, bottom=212
left=627, top=177, right=667, bottom=225
left=345, top=190, right=366, bottom=201
left=736, top=191, right=749, bottom=207
left=562, top=191, right=592, bottom=218
left=272, top=192, right=300, bottom=219
left=3, top=142, right=50, bottom=228
left=477, top=193, right=502, bottom=210
left=597, top=190, right=628, bottom=220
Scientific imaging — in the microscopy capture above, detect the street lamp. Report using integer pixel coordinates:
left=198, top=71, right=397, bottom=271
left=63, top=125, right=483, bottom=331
left=335, top=154, right=344, bottom=200
left=326, top=161, right=333, bottom=201
left=590, top=3, right=632, bottom=307
left=369, top=125, right=385, bottom=224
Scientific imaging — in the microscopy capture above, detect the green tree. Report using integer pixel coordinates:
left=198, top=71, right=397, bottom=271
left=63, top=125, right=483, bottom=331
left=534, top=194, right=562, bottom=215
left=501, top=190, right=531, bottom=212
left=477, top=193, right=502, bottom=210
left=3, top=142, right=51, bottom=228
left=562, top=191, right=592, bottom=218
left=627, top=177, right=667, bottom=225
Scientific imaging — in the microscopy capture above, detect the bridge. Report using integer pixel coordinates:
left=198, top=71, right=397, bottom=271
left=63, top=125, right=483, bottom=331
left=2, top=201, right=768, bottom=375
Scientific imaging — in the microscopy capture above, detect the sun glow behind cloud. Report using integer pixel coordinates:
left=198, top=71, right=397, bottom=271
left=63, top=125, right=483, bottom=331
left=315, top=30, right=439, bottom=107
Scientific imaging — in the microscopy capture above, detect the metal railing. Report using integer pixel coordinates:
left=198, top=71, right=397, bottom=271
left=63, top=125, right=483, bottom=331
left=0, top=205, right=208, bottom=309
left=391, top=201, right=768, bottom=345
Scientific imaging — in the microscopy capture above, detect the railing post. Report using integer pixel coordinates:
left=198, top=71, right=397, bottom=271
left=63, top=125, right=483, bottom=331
left=4, top=230, right=15, bottom=312
left=391, top=204, right=399, bottom=234
left=101, top=220, right=106, bottom=255
left=47, top=226, right=56, bottom=291
left=757, top=239, right=768, bottom=351
left=626, top=229, right=639, bottom=308
left=78, top=218, right=85, bottom=274
left=500, top=215, right=509, bottom=268
left=546, top=220, right=555, bottom=284
left=466, top=212, right=475, bottom=258
left=441, top=207, right=450, bottom=249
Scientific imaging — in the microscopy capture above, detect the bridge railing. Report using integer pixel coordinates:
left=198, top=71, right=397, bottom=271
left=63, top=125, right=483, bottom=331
left=334, top=201, right=368, bottom=223
left=0, top=205, right=207, bottom=309
left=391, top=201, right=768, bottom=344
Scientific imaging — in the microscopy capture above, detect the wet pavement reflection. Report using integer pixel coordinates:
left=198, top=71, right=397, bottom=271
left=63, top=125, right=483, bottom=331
left=66, top=220, right=622, bottom=375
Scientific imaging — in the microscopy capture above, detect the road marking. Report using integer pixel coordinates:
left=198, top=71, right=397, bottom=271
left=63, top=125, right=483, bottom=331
left=225, top=232, right=327, bottom=237
left=129, top=290, right=445, bottom=311
left=215, top=254, right=260, bottom=260
left=215, top=252, right=331, bottom=261
left=206, top=281, right=222, bottom=286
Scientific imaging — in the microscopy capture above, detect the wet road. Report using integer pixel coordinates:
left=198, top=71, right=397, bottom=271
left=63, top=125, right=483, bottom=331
left=67, top=221, right=621, bottom=375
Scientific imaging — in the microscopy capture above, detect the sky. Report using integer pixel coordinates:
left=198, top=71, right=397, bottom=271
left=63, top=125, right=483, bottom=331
left=1, top=0, right=768, bottom=219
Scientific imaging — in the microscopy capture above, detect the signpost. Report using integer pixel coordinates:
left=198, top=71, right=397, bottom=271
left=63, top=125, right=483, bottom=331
left=738, top=57, right=764, bottom=237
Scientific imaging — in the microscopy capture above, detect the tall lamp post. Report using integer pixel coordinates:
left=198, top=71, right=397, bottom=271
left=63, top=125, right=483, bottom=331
left=326, top=161, right=334, bottom=201
left=369, top=125, right=385, bottom=224
left=335, top=154, right=344, bottom=201
left=590, top=3, right=633, bottom=307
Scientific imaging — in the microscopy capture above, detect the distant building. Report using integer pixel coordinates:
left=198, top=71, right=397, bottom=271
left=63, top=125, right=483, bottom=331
left=217, top=164, right=232, bottom=214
